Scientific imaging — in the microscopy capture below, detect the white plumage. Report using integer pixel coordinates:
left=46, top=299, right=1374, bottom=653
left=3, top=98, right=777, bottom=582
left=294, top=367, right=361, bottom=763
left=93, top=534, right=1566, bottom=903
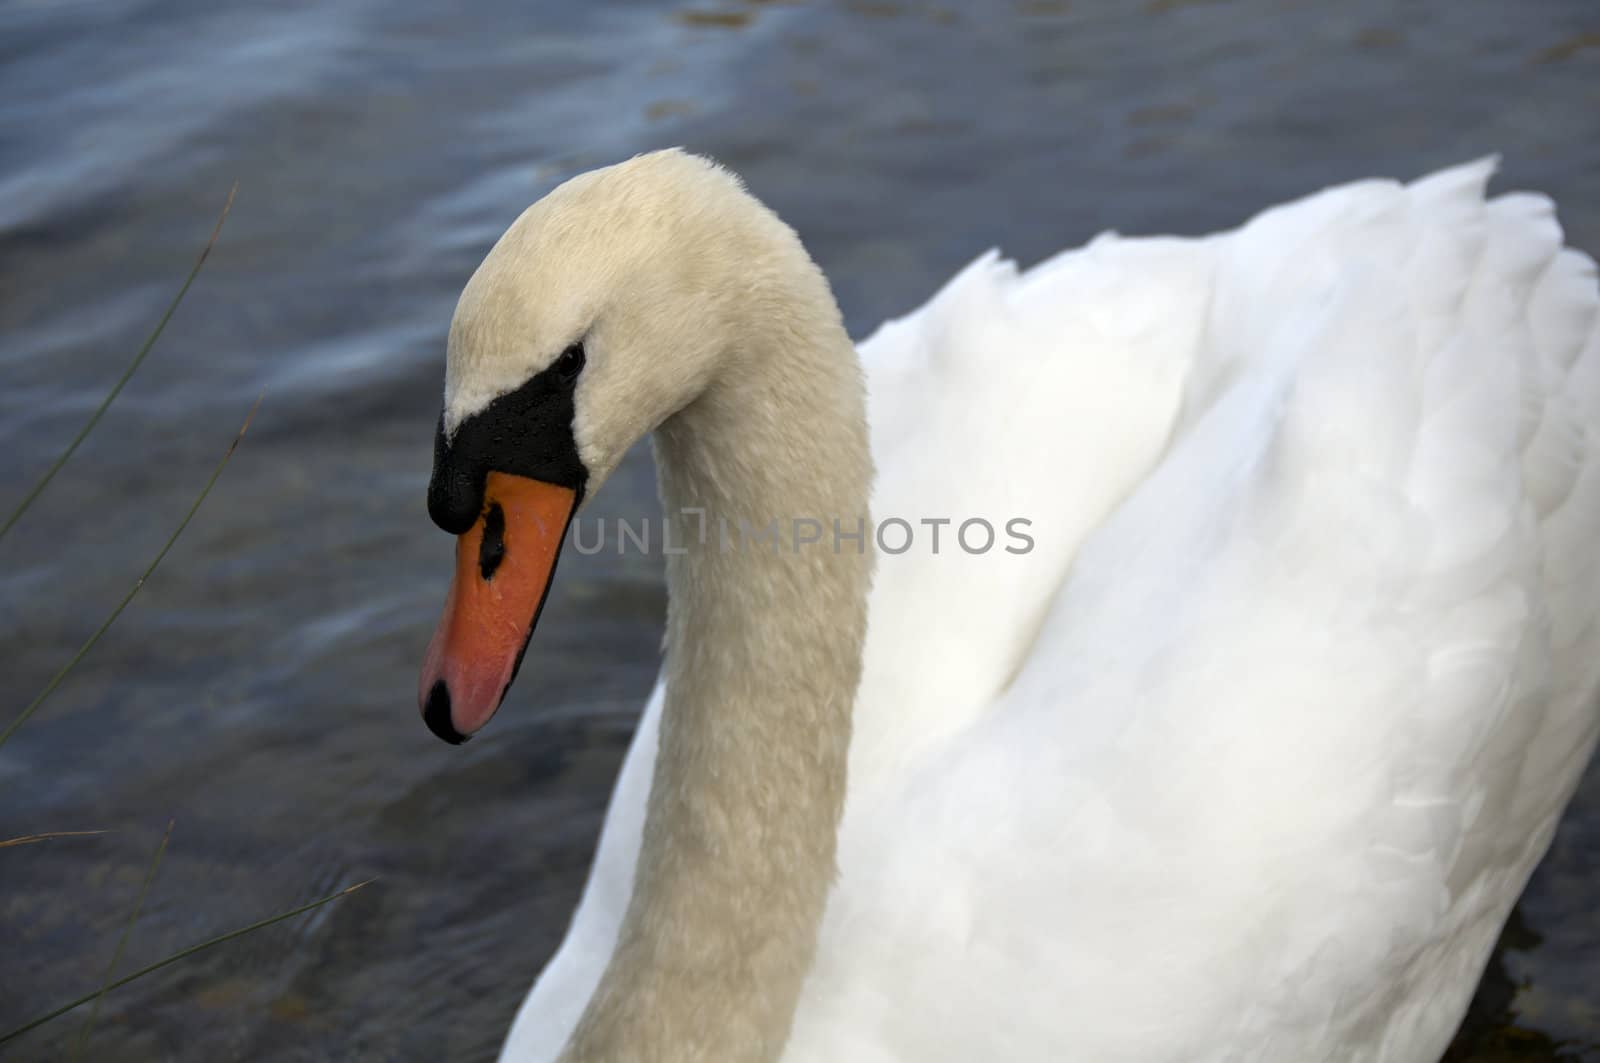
left=502, top=159, right=1600, bottom=1062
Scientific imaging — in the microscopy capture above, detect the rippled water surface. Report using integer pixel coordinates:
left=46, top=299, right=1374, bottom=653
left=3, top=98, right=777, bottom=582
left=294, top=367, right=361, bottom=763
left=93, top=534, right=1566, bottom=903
left=3, top=0, right=1598, bottom=1059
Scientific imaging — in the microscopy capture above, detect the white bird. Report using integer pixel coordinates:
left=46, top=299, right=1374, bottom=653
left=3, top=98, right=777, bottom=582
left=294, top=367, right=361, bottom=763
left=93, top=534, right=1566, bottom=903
left=415, top=150, right=1600, bottom=1063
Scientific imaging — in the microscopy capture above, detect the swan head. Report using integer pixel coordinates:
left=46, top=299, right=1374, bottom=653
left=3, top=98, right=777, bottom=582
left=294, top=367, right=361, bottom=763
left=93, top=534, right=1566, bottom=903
left=418, top=148, right=802, bottom=744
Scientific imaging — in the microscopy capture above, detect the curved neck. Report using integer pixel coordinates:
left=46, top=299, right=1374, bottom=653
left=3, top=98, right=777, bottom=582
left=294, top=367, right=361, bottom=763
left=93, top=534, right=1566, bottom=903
left=559, top=268, right=874, bottom=1062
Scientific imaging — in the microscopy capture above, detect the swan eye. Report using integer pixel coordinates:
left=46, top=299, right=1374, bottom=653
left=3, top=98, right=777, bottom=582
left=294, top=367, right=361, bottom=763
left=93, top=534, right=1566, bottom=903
left=554, top=342, right=585, bottom=383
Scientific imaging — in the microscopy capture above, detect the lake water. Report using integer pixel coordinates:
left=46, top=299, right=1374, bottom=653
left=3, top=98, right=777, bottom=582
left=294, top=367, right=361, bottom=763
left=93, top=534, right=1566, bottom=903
left=2, top=0, right=1598, bottom=1058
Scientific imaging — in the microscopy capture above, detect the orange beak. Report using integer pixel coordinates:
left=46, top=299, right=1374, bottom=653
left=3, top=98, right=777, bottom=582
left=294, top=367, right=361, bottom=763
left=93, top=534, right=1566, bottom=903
left=418, top=471, right=577, bottom=743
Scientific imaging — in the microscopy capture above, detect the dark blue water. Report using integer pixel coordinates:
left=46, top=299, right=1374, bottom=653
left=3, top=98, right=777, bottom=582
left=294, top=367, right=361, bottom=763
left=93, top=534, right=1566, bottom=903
left=2, top=1, right=1598, bottom=1058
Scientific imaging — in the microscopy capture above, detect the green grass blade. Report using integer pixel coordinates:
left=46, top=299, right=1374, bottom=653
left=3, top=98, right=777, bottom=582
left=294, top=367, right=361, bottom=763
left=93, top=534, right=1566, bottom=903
left=0, top=396, right=262, bottom=751
left=0, top=181, right=237, bottom=546
left=0, top=830, right=108, bottom=850
left=71, top=820, right=174, bottom=1061
left=0, top=878, right=372, bottom=1047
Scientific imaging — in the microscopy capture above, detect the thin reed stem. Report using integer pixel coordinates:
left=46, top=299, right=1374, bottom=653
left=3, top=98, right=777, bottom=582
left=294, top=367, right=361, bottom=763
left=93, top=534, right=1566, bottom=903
left=0, top=182, right=237, bottom=545
left=0, top=879, right=373, bottom=1047
left=71, top=820, right=175, bottom=1060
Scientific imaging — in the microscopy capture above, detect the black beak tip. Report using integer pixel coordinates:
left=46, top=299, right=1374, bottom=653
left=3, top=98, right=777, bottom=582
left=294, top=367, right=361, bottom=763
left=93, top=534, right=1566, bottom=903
left=423, top=679, right=469, bottom=745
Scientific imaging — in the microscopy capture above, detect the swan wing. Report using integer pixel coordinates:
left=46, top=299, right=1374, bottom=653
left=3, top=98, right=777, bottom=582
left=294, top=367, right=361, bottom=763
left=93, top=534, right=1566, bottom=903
left=850, top=233, right=1218, bottom=782
left=794, top=160, right=1600, bottom=1063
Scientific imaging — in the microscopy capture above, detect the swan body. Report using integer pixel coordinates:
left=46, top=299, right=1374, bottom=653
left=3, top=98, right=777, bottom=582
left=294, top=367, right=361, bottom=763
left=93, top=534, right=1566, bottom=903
left=423, top=152, right=1600, bottom=1063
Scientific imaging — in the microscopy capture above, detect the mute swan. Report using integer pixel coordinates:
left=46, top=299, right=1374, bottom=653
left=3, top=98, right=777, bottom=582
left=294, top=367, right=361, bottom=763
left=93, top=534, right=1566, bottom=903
left=417, top=150, right=1600, bottom=1063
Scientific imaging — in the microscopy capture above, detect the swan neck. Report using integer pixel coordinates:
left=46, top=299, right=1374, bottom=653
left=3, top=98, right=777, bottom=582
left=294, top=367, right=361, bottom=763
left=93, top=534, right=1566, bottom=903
left=560, top=265, right=874, bottom=1063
